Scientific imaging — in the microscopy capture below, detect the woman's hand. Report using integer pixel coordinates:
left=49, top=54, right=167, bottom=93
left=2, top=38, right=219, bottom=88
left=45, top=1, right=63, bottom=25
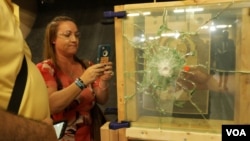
left=80, top=62, right=113, bottom=84
left=80, top=63, right=106, bottom=85
left=93, top=62, right=113, bottom=104
left=100, top=62, right=113, bottom=81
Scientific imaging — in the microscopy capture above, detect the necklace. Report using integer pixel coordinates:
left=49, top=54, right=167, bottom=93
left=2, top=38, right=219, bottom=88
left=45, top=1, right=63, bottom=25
left=61, top=62, right=82, bottom=79
left=69, top=70, right=75, bottom=78
left=61, top=65, right=75, bottom=79
left=70, top=71, right=73, bottom=76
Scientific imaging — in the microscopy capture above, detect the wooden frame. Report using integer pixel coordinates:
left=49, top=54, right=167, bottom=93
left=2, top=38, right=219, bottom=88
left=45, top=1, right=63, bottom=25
left=101, top=0, right=250, bottom=140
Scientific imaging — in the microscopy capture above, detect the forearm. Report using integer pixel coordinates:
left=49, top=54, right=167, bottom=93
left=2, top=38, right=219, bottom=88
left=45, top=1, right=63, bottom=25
left=95, top=80, right=110, bottom=105
left=49, top=82, right=82, bottom=114
left=0, top=108, right=57, bottom=141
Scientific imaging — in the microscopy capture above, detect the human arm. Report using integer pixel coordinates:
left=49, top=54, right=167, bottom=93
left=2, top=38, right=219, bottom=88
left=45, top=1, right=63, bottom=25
left=0, top=108, right=57, bottom=141
left=38, top=62, right=110, bottom=114
left=93, top=62, right=114, bottom=105
left=179, top=65, right=221, bottom=92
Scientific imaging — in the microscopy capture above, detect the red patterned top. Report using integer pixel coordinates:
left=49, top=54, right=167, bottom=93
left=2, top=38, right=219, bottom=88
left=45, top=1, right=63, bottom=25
left=37, top=59, right=100, bottom=141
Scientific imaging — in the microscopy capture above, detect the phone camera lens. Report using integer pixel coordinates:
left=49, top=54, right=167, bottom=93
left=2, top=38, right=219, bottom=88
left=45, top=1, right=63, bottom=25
left=103, top=50, right=108, bottom=56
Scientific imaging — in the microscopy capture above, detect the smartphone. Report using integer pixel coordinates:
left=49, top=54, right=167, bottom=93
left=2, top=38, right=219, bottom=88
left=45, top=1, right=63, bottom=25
left=53, top=120, right=67, bottom=139
left=97, top=44, right=111, bottom=64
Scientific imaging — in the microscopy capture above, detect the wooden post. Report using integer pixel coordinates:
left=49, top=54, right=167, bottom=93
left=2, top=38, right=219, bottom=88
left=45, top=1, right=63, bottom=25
left=235, top=8, right=250, bottom=123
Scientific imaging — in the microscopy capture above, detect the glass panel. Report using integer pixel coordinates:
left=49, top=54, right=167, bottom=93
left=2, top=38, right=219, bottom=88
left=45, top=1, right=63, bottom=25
left=120, top=0, right=250, bottom=134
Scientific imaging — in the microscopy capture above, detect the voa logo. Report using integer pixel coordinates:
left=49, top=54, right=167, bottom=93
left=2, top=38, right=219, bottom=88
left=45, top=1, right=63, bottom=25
left=226, top=129, right=246, bottom=136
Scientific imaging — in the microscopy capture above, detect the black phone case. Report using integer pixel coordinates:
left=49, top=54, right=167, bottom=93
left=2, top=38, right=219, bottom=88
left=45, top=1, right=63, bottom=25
left=97, top=44, right=111, bottom=63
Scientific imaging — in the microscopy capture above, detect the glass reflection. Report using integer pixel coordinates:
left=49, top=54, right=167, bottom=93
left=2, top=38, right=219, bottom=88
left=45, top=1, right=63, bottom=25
left=121, top=0, right=250, bottom=131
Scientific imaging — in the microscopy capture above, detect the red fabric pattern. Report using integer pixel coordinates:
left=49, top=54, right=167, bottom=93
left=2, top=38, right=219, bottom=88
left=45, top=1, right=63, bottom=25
left=37, top=59, right=99, bottom=141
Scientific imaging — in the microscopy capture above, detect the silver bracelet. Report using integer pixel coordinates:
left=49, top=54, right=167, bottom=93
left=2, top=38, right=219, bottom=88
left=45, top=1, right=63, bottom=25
left=74, top=78, right=86, bottom=90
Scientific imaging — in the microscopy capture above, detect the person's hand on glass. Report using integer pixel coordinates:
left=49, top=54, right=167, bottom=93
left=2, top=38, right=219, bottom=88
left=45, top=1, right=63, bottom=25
left=178, top=65, right=211, bottom=90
